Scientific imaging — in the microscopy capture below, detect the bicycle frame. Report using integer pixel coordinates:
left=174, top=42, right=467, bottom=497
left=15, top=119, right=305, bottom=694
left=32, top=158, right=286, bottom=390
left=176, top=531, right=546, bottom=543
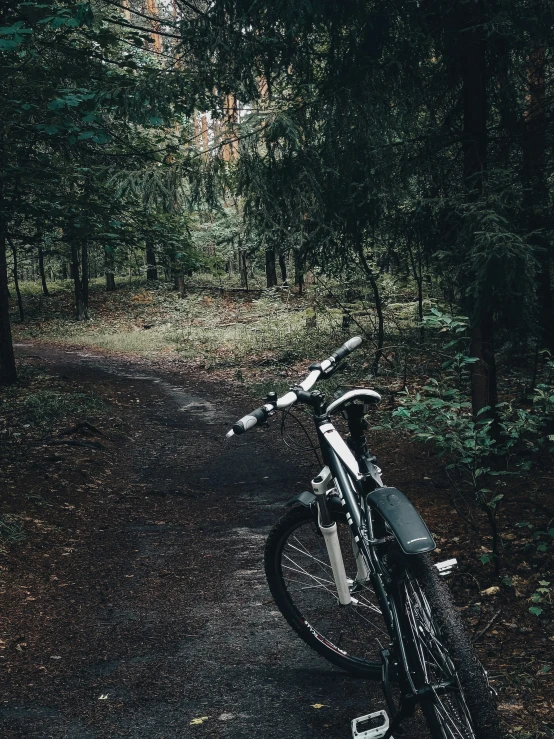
left=310, top=406, right=440, bottom=735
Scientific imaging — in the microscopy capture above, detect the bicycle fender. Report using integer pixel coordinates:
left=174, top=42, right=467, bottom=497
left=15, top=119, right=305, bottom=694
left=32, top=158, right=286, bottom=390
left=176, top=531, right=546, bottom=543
left=366, top=487, right=435, bottom=554
left=286, top=491, right=345, bottom=515
left=287, top=491, right=317, bottom=508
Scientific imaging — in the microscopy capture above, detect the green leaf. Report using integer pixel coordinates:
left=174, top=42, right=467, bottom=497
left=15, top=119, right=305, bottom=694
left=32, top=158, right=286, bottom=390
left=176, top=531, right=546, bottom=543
left=529, top=606, right=543, bottom=616
left=479, top=554, right=491, bottom=564
left=537, top=542, right=547, bottom=553
left=93, top=132, right=111, bottom=144
left=476, top=405, right=491, bottom=416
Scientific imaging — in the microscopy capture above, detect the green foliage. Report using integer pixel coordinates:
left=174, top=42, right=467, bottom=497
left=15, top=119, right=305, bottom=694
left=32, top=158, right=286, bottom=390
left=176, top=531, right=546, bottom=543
left=1, top=0, right=203, bottom=317
left=389, top=311, right=554, bottom=568
left=391, top=311, right=493, bottom=489
left=23, top=390, right=104, bottom=429
left=529, top=580, right=551, bottom=618
left=0, top=515, right=26, bottom=551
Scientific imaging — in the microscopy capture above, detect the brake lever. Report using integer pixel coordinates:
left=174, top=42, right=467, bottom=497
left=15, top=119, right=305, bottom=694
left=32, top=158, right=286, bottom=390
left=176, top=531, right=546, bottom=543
left=324, top=360, right=349, bottom=379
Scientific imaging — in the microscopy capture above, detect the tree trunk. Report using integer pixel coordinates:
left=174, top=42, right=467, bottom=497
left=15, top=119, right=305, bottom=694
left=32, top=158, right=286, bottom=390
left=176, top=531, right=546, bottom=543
left=355, top=242, right=384, bottom=375
left=81, top=242, right=89, bottom=319
left=461, top=9, right=487, bottom=197
left=71, top=243, right=87, bottom=321
left=294, top=250, right=304, bottom=295
left=38, top=246, right=49, bottom=296
left=459, top=2, right=497, bottom=420
left=406, top=237, right=424, bottom=341
left=469, top=313, right=498, bottom=417
left=105, top=247, right=116, bottom=291
left=522, top=27, right=553, bottom=347
left=265, top=248, right=277, bottom=287
left=146, top=239, right=158, bottom=281
left=279, top=251, right=287, bottom=283
left=62, top=263, right=68, bottom=281
left=0, top=232, right=17, bottom=384
left=239, top=248, right=248, bottom=290
left=9, top=238, right=24, bottom=322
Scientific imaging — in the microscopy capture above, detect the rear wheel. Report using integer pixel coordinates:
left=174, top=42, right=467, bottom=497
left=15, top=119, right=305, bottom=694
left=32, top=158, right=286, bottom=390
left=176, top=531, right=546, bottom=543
left=393, top=553, right=501, bottom=739
left=264, top=504, right=388, bottom=677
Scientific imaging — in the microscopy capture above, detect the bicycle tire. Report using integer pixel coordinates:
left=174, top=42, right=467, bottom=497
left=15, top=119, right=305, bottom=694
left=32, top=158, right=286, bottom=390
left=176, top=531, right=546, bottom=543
left=264, top=504, right=386, bottom=678
left=393, top=552, right=501, bottom=739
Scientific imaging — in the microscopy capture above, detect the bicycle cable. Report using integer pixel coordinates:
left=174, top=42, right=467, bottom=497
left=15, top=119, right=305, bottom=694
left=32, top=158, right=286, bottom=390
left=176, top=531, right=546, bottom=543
left=279, top=406, right=322, bottom=467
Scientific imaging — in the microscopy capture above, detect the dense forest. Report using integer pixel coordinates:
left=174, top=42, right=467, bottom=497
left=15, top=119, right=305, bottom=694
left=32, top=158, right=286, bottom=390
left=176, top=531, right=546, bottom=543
left=1, top=1, right=554, bottom=736
left=2, top=0, right=554, bottom=402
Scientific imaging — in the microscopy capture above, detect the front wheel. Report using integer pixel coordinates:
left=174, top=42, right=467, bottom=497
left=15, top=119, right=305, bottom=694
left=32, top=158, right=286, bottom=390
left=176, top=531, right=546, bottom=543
left=264, top=504, right=388, bottom=677
left=393, top=552, right=501, bottom=739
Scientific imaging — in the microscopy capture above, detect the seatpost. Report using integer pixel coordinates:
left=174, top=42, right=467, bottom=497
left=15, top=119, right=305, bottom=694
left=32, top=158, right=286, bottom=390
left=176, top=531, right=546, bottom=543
left=345, top=404, right=370, bottom=472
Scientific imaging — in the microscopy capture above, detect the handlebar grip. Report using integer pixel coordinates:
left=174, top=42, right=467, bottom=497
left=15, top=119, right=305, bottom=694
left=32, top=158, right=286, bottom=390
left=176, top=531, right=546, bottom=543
left=332, top=336, right=362, bottom=362
left=232, top=406, right=268, bottom=435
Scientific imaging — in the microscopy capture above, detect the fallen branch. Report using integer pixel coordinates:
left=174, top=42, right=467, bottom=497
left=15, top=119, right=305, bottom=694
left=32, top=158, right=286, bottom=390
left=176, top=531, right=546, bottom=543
left=472, top=608, right=501, bottom=643
left=57, top=421, right=106, bottom=438
left=46, top=439, right=104, bottom=450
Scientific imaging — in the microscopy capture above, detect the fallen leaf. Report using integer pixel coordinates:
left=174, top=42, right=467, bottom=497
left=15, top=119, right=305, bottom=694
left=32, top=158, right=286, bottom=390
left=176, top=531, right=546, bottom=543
left=480, top=586, right=500, bottom=596
left=98, top=694, right=109, bottom=700
left=311, top=704, right=326, bottom=709
left=190, top=717, right=209, bottom=725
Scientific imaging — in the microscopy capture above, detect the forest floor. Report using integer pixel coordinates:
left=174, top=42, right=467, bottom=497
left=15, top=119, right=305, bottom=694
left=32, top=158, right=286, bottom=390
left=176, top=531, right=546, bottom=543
left=1, top=282, right=553, bottom=738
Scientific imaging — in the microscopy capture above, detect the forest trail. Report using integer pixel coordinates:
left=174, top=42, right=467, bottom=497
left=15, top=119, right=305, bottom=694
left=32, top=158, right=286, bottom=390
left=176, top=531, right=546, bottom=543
left=2, top=345, right=431, bottom=739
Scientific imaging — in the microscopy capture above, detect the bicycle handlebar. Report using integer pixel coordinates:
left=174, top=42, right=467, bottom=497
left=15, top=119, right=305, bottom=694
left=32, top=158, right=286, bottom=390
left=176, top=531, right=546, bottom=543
left=226, top=336, right=363, bottom=438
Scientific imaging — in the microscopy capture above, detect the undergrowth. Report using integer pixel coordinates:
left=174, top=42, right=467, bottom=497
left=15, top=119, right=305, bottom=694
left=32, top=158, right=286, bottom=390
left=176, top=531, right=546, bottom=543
left=0, top=515, right=26, bottom=552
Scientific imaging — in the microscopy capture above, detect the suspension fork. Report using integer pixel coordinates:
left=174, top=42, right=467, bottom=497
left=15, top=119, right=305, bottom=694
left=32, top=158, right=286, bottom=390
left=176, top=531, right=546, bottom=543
left=312, top=466, right=352, bottom=606
left=322, top=446, right=397, bottom=635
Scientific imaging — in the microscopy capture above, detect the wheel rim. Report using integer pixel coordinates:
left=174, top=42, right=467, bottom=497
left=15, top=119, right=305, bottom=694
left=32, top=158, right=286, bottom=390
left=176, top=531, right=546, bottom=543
left=403, top=573, right=476, bottom=739
left=279, top=516, right=388, bottom=666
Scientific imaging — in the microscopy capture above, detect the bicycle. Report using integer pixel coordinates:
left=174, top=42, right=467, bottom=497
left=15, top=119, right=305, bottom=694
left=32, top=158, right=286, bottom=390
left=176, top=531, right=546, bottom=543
left=226, top=337, right=501, bottom=739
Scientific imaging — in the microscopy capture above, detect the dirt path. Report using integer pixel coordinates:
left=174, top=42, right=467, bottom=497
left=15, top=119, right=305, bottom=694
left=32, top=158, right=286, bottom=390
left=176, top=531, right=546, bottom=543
left=3, top=344, right=422, bottom=739
left=0, top=345, right=488, bottom=739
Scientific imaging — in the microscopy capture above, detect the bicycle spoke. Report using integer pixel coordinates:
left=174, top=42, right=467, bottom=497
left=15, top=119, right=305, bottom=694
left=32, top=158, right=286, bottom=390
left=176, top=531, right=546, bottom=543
left=403, top=574, right=476, bottom=739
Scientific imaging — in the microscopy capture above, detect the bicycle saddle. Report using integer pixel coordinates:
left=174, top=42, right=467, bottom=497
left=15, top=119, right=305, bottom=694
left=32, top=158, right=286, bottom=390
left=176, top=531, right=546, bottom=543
left=326, top=388, right=381, bottom=416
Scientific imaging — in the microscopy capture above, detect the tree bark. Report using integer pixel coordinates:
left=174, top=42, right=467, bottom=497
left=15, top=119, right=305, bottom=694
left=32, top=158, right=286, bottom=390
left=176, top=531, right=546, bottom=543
left=469, top=313, right=498, bottom=417
left=294, top=249, right=304, bottom=295
left=0, top=232, right=17, bottom=384
left=81, top=241, right=89, bottom=318
left=265, top=248, right=277, bottom=287
left=105, top=247, right=116, bottom=291
left=459, top=2, right=497, bottom=420
left=9, top=238, right=24, bottom=322
left=71, top=243, right=88, bottom=321
left=38, top=246, right=49, bottom=296
left=522, top=21, right=553, bottom=348
left=461, top=7, right=487, bottom=197
left=406, top=236, right=424, bottom=341
left=278, top=251, right=287, bottom=284
left=355, top=242, right=384, bottom=375
left=146, top=239, right=158, bottom=281
left=239, top=247, right=248, bottom=290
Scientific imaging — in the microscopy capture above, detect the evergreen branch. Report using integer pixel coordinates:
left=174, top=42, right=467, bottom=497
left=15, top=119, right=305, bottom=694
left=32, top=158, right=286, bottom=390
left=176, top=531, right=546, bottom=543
left=98, top=0, right=180, bottom=28
left=105, top=15, right=183, bottom=39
